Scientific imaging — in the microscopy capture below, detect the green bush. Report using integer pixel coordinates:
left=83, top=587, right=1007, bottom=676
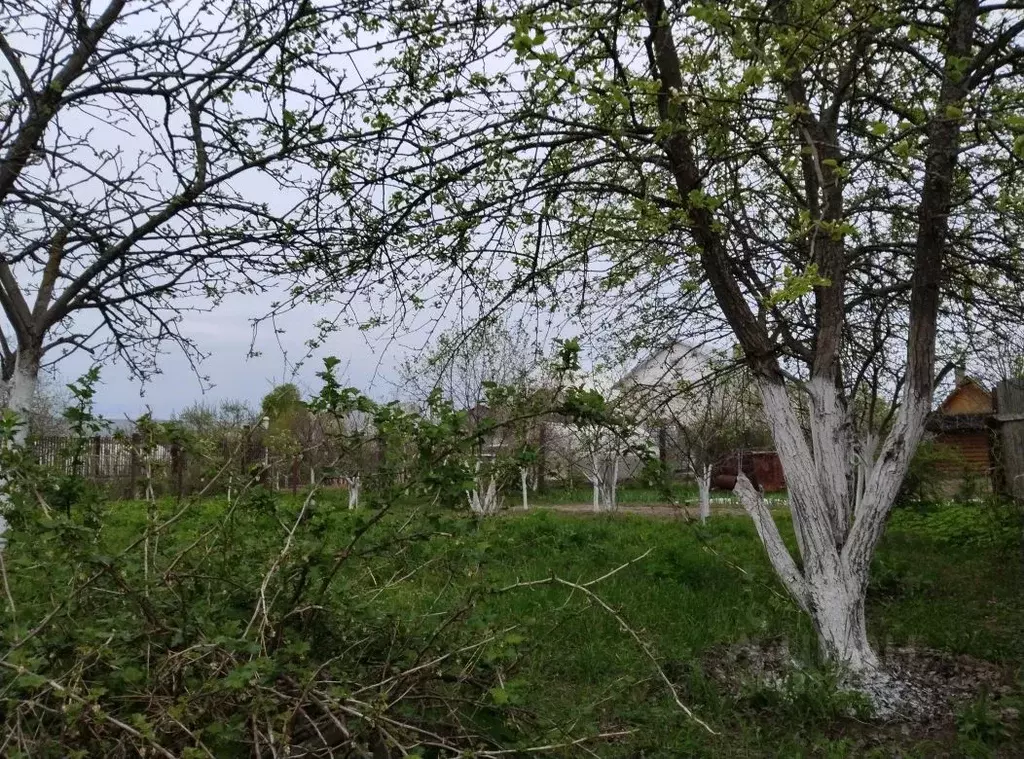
left=0, top=493, right=535, bottom=758
left=889, top=499, right=1022, bottom=548
left=896, top=440, right=964, bottom=509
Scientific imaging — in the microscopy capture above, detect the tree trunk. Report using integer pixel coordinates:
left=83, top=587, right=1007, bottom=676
left=733, top=470, right=878, bottom=671
left=855, top=432, right=878, bottom=510
left=0, top=346, right=42, bottom=550
left=592, top=454, right=618, bottom=512
left=520, top=466, right=529, bottom=510
left=347, top=476, right=361, bottom=510
left=468, top=474, right=501, bottom=515
left=7, top=346, right=41, bottom=446
left=606, top=456, right=618, bottom=510
left=807, top=570, right=879, bottom=671
left=697, top=464, right=711, bottom=524
left=536, top=422, right=547, bottom=492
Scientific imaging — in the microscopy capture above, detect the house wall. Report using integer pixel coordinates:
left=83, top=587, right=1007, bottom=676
left=929, top=379, right=995, bottom=492
left=933, top=432, right=992, bottom=478
left=620, top=342, right=712, bottom=423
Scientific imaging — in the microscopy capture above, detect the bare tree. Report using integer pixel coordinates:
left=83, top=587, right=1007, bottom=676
left=398, top=317, right=544, bottom=412
left=0, top=0, right=384, bottom=443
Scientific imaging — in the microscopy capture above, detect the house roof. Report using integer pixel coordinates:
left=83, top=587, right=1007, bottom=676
left=927, top=374, right=993, bottom=433
left=620, top=340, right=712, bottom=386
left=937, top=375, right=993, bottom=415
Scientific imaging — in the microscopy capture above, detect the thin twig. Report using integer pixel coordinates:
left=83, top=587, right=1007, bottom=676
left=498, top=551, right=715, bottom=734
left=0, top=660, right=177, bottom=759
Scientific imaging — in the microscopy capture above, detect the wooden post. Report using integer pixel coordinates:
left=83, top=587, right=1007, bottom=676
left=92, top=434, right=102, bottom=479
left=994, top=380, right=1024, bottom=501
left=170, top=442, right=185, bottom=500
left=129, top=433, right=141, bottom=500
left=536, top=422, right=547, bottom=492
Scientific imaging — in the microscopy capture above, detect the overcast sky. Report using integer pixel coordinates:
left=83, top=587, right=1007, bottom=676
left=55, top=290, right=407, bottom=419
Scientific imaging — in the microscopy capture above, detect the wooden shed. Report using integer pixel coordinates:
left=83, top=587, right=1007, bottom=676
left=925, top=375, right=994, bottom=480
left=712, top=450, right=786, bottom=493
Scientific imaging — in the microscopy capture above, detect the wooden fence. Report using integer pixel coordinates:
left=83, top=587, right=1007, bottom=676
left=993, top=380, right=1024, bottom=501
left=27, top=435, right=316, bottom=500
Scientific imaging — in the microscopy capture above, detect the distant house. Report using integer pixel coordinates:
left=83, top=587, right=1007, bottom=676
left=925, top=372, right=994, bottom=484
left=618, top=341, right=784, bottom=491
left=616, top=340, right=713, bottom=421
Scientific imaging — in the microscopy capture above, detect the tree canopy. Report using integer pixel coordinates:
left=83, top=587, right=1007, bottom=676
left=290, top=0, right=1024, bottom=675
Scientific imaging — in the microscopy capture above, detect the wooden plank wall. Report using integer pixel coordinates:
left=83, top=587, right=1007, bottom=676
left=994, top=380, right=1024, bottom=501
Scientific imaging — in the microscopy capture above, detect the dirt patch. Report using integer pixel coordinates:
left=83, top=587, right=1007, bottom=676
left=697, top=641, right=1021, bottom=753
left=885, top=646, right=1016, bottom=712
left=702, top=641, right=1017, bottom=721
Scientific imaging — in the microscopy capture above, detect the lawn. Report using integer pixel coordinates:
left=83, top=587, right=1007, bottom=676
left=2, top=491, right=1022, bottom=757
left=527, top=482, right=735, bottom=506
left=367, top=503, right=1023, bottom=756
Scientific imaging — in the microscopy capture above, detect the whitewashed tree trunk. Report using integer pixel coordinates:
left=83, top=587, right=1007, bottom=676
left=605, top=456, right=618, bottom=510
left=0, top=346, right=42, bottom=551
left=520, top=467, right=529, bottom=510
left=854, top=432, right=878, bottom=511
left=467, top=473, right=502, bottom=515
left=467, top=461, right=502, bottom=516
left=694, top=464, right=712, bottom=524
left=734, top=377, right=930, bottom=674
left=346, top=475, right=361, bottom=510
left=591, top=453, right=619, bottom=512
left=7, top=347, right=40, bottom=447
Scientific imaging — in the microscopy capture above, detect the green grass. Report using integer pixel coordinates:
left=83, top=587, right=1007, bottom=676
left=5, top=491, right=1023, bottom=757
left=369, top=506, right=1023, bottom=756
left=526, top=482, right=724, bottom=505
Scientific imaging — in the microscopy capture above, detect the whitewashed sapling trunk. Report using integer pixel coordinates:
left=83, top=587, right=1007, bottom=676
left=590, top=452, right=619, bottom=512
left=520, top=466, right=529, bottom=510
left=693, top=463, right=712, bottom=524
left=346, top=475, right=361, bottom=510
left=467, top=462, right=502, bottom=516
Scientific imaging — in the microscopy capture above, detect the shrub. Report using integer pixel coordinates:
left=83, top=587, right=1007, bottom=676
left=0, top=490, right=536, bottom=758
left=896, top=440, right=964, bottom=509
left=889, top=499, right=1022, bottom=549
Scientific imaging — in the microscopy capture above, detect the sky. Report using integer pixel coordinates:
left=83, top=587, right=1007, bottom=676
left=0, top=2, right=418, bottom=420
left=56, top=291, right=408, bottom=420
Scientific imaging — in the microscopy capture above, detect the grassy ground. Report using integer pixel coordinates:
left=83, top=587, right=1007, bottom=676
left=525, top=483, right=790, bottom=507
left=526, top=483, right=726, bottom=505
left=369, top=505, right=1023, bottom=757
left=6, top=492, right=1023, bottom=757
